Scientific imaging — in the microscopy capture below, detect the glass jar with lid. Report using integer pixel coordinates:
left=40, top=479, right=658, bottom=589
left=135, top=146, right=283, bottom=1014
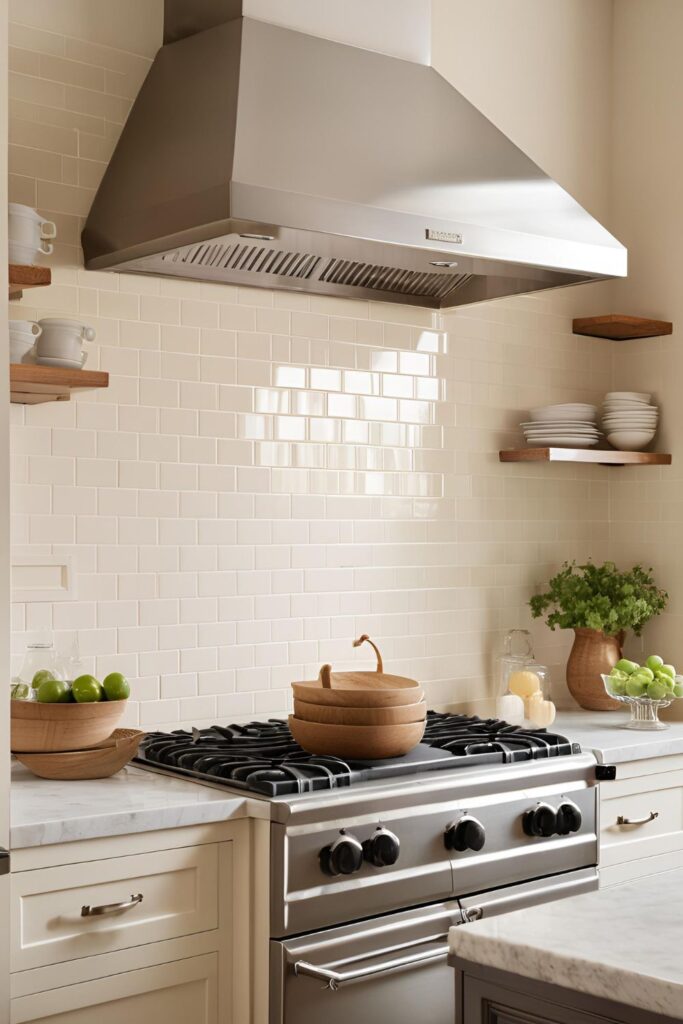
left=16, top=641, right=63, bottom=690
left=496, top=629, right=556, bottom=728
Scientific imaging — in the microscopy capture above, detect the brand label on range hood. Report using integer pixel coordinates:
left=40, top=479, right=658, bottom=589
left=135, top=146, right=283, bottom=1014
left=426, top=228, right=463, bottom=244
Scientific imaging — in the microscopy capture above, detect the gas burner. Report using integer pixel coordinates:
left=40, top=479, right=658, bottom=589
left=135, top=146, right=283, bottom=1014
left=423, top=712, right=577, bottom=762
left=136, top=712, right=581, bottom=796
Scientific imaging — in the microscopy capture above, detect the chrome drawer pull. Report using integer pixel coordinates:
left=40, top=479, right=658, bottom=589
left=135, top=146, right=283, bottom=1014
left=616, top=811, right=658, bottom=827
left=294, top=943, right=448, bottom=991
left=81, top=893, right=143, bottom=917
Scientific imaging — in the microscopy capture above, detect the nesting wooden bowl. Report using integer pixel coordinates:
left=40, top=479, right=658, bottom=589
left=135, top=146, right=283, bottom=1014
left=289, top=717, right=425, bottom=760
left=14, top=729, right=144, bottom=780
left=293, top=698, right=426, bottom=726
left=11, top=699, right=126, bottom=753
left=290, top=635, right=426, bottom=759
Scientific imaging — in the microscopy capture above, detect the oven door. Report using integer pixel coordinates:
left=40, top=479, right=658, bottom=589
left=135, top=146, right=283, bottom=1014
left=271, top=901, right=462, bottom=1024
left=270, top=867, right=598, bottom=1024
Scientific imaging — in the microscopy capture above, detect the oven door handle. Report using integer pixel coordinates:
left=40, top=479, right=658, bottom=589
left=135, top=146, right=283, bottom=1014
left=294, top=940, right=449, bottom=991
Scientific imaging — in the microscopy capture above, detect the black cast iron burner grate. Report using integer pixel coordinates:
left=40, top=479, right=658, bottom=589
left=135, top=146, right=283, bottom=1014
left=134, top=711, right=581, bottom=797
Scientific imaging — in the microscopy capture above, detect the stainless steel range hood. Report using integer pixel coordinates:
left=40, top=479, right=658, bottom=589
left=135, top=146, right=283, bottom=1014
left=82, top=0, right=627, bottom=309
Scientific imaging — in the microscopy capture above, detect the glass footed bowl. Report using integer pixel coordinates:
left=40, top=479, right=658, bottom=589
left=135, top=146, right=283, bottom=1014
left=601, top=674, right=682, bottom=730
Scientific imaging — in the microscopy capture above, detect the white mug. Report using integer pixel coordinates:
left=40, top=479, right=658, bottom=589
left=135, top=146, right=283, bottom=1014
left=9, top=320, right=41, bottom=364
left=35, top=318, right=95, bottom=369
left=8, top=204, right=57, bottom=264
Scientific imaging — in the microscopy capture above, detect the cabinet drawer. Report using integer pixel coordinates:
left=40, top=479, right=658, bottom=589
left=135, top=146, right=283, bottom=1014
left=12, top=844, right=219, bottom=971
left=600, top=776, right=683, bottom=867
left=11, top=953, right=217, bottom=1024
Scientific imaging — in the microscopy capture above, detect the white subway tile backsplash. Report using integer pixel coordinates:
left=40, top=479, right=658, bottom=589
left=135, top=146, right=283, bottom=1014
left=8, top=9, right=614, bottom=723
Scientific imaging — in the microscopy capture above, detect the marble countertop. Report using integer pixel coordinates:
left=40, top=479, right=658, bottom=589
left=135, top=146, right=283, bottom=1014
left=449, top=867, right=683, bottom=1019
left=555, top=710, right=683, bottom=763
left=10, top=761, right=270, bottom=849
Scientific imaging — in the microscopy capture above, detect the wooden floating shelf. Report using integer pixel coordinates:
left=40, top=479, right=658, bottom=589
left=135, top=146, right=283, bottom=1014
left=573, top=314, right=672, bottom=341
left=10, top=364, right=109, bottom=405
left=500, top=448, right=672, bottom=466
left=9, top=264, right=51, bottom=300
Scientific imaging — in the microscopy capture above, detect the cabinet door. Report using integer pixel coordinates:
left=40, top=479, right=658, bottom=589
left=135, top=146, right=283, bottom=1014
left=10, top=954, right=218, bottom=1024
left=464, top=974, right=628, bottom=1024
left=12, top=843, right=219, bottom=970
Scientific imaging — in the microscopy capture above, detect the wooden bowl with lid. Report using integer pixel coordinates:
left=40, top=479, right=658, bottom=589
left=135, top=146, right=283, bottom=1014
left=291, top=635, right=423, bottom=708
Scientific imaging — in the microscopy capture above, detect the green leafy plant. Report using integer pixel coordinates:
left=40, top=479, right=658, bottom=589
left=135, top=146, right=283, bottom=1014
left=529, top=561, right=668, bottom=637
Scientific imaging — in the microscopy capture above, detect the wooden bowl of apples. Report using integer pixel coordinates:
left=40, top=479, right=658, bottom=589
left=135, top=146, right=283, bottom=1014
left=11, top=672, right=130, bottom=753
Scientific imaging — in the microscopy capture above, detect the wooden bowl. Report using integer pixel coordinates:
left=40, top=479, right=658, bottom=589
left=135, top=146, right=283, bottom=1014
left=291, top=634, right=422, bottom=708
left=289, top=716, right=426, bottom=759
left=292, top=672, right=422, bottom=708
left=11, top=699, right=127, bottom=753
left=13, top=729, right=144, bottom=780
left=293, top=698, right=427, bottom=726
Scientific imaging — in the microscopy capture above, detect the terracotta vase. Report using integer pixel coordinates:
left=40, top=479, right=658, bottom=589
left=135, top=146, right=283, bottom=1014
left=566, top=628, right=624, bottom=711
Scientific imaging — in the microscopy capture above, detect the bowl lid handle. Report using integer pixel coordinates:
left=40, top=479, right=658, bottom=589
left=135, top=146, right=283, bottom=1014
left=319, top=664, right=333, bottom=688
left=352, top=634, right=384, bottom=673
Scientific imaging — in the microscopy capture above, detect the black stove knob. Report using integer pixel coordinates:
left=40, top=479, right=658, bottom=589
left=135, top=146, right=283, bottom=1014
left=363, top=827, right=400, bottom=867
left=556, top=801, right=582, bottom=835
left=523, top=803, right=557, bottom=838
left=445, top=816, right=486, bottom=853
left=319, top=831, right=363, bottom=877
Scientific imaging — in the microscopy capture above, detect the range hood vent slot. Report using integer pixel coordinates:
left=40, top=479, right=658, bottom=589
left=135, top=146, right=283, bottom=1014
left=319, top=258, right=472, bottom=299
left=162, top=242, right=323, bottom=280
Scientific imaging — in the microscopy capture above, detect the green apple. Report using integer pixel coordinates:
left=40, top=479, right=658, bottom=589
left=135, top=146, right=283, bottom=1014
left=633, top=667, right=654, bottom=682
left=647, top=679, right=668, bottom=700
left=615, top=659, right=639, bottom=675
left=660, top=664, right=676, bottom=678
left=626, top=677, right=647, bottom=698
left=609, top=676, right=628, bottom=696
left=36, top=678, right=71, bottom=703
left=102, top=672, right=130, bottom=701
left=32, top=669, right=55, bottom=689
left=658, top=673, right=675, bottom=692
left=673, top=684, right=683, bottom=698
left=646, top=655, right=664, bottom=672
left=72, top=674, right=103, bottom=703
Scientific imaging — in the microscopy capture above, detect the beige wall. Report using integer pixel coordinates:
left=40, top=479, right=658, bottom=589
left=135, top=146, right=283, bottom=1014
left=609, top=0, right=683, bottom=678
left=432, top=0, right=614, bottom=225
left=8, top=1, right=621, bottom=727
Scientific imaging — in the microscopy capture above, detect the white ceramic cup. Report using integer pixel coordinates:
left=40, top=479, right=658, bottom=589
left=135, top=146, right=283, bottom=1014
left=9, top=320, right=41, bottom=364
left=35, top=318, right=95, bottom=368
left=8, top=204, right=57, bottom=264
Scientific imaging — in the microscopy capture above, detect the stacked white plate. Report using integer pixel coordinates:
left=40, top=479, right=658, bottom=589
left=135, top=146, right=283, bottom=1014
left=602, top=392, right=658, bottom=451
left=521, top=403, right=600, bottom=447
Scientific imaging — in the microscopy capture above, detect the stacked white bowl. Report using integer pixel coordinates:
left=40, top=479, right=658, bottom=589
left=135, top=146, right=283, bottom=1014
left=521, top=403, right=601, bottom=447
left=9, top=320, right=40, bottom=364
left=602, top=392, right=658, bottom=451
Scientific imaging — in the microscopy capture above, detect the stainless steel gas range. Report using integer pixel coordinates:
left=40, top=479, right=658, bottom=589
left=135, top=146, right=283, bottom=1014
left=136, top=712, right=609, bottom=1023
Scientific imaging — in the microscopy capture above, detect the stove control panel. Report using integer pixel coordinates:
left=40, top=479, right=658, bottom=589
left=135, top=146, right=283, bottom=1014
left=363, top=827, right=400, bottom=867
left=444, top=815, right=486, bottom=853
left=319, top=830, right=363, bottom=876
left=523, top=800, right=582, bottom=838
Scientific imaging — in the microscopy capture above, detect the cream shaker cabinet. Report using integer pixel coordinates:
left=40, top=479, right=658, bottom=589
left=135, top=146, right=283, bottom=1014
left=599, top=751, right=683, bottom=886
left=11, top=955, right=219, bottom=1024
left=9, top=819, right=270, bottom=1024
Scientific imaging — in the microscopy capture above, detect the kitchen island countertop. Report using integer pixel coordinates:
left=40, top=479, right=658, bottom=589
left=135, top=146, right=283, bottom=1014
left=449, top=866, right=683, bottom=1020
left=10, top=760, right=270, bottom=849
